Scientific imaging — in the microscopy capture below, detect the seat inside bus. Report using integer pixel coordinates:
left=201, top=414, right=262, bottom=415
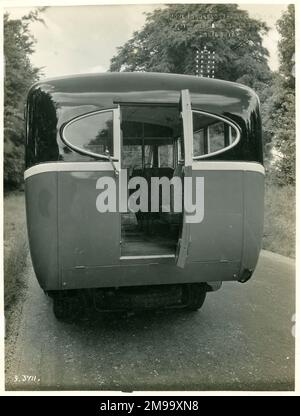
left=121, top=105, right=183, bottom=257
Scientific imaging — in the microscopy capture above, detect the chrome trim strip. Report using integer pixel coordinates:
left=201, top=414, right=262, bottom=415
left=24, top=161, right=264, bottom=179
left=192, top=161, right=265, bottom=175
left=120, top=255, right=175, bottom=260
left=24, top=162, right=116, bottom=179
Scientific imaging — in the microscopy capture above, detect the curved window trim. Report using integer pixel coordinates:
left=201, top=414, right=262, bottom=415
left=192, top=110, right=241, bottom=160
left=61, top=108, right=119, bottom=161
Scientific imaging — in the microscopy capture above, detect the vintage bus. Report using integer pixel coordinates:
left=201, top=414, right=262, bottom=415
left=24, top=72, right=264, bottom=320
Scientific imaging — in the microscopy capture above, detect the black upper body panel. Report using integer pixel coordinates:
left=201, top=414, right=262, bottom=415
left=25, top=72, right=263, bottom=168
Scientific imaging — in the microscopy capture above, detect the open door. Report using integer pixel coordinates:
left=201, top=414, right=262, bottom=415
left=176, top=89, right=193, bottom=268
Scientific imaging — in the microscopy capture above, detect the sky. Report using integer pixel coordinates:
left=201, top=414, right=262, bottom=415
left=5, top=3, right=287, bottom=79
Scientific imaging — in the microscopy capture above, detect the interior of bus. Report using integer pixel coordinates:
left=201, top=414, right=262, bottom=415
left=120, top=105, right=183, bottom=258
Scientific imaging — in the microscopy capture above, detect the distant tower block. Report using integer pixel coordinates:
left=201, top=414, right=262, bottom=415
left=195, top=46, right=216, bottom=78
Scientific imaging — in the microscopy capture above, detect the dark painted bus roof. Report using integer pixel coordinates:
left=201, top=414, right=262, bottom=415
left=31, top=71, right=252, bottom=96
left=29, top=72, right=259, bottom=116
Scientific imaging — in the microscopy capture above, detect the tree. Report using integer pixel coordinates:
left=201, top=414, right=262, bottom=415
left=4, top=9, right=45, bottom=189
left=110, top=4, right=271, bottom=87
left=277, top=4, right=295, bottom=89
left=268, top=5, right=295, bottom=185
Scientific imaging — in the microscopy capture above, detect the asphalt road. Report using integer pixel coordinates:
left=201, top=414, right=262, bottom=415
left=5, top=250, right=295, bottom=391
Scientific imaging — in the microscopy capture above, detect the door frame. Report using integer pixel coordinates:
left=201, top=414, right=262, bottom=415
left=118, top=97, right=193, bottom=265
left=176, top=89, right=193, bottom=268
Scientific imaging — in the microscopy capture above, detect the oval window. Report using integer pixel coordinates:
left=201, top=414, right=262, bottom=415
left=62, top=110, right=114, bottom=158
left=192, top=111, right=240, bottom=159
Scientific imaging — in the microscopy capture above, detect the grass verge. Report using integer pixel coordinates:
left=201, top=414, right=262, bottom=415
left=263, top=184, right=295, bottom=258
left=4, top=191, right=29, bottom=321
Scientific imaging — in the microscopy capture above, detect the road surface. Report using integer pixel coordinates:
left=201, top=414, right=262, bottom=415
left=5, top=250, right=295, bottom=391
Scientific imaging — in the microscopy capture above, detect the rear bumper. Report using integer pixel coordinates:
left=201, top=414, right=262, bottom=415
left=40, top=259, right=240, bottom=291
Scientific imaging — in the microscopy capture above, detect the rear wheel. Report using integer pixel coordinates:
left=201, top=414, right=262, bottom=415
left=184, top=284, right=207, bottom=311
left=52, top=293, right=83, bottom=322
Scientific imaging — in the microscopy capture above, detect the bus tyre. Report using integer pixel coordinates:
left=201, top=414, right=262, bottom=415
left=185, top=284, right=207, bottom=311
left=52, top=294, right=80, bottom=322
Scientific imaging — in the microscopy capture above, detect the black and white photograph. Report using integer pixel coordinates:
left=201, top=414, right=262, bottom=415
left=2, top=1, right=296, bottom=393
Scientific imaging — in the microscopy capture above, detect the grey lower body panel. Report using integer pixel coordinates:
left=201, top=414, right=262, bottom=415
left=59, top=260, right=240, bottom=291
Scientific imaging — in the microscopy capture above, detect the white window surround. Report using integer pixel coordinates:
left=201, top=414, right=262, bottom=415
left=61, top=108, right=121, bottom=161
left=192, top=110, right=241, bottom=160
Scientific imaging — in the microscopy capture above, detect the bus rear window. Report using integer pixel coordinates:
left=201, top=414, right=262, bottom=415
left=62, top=111, right=114, bottom=157
left=193, top=112, right=239, bottom=159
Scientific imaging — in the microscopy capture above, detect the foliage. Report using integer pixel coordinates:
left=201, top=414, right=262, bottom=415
left=4, top=9, right=45, bottom=189
left=4, top=192, right=28, bottom=311
left=263, top=183, right=295, bottom=257
left=264, top=5, right=295, bottom=185
left=277, top=4, right=295, bottom=89
left=110, top=4, right=271, bottom=88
